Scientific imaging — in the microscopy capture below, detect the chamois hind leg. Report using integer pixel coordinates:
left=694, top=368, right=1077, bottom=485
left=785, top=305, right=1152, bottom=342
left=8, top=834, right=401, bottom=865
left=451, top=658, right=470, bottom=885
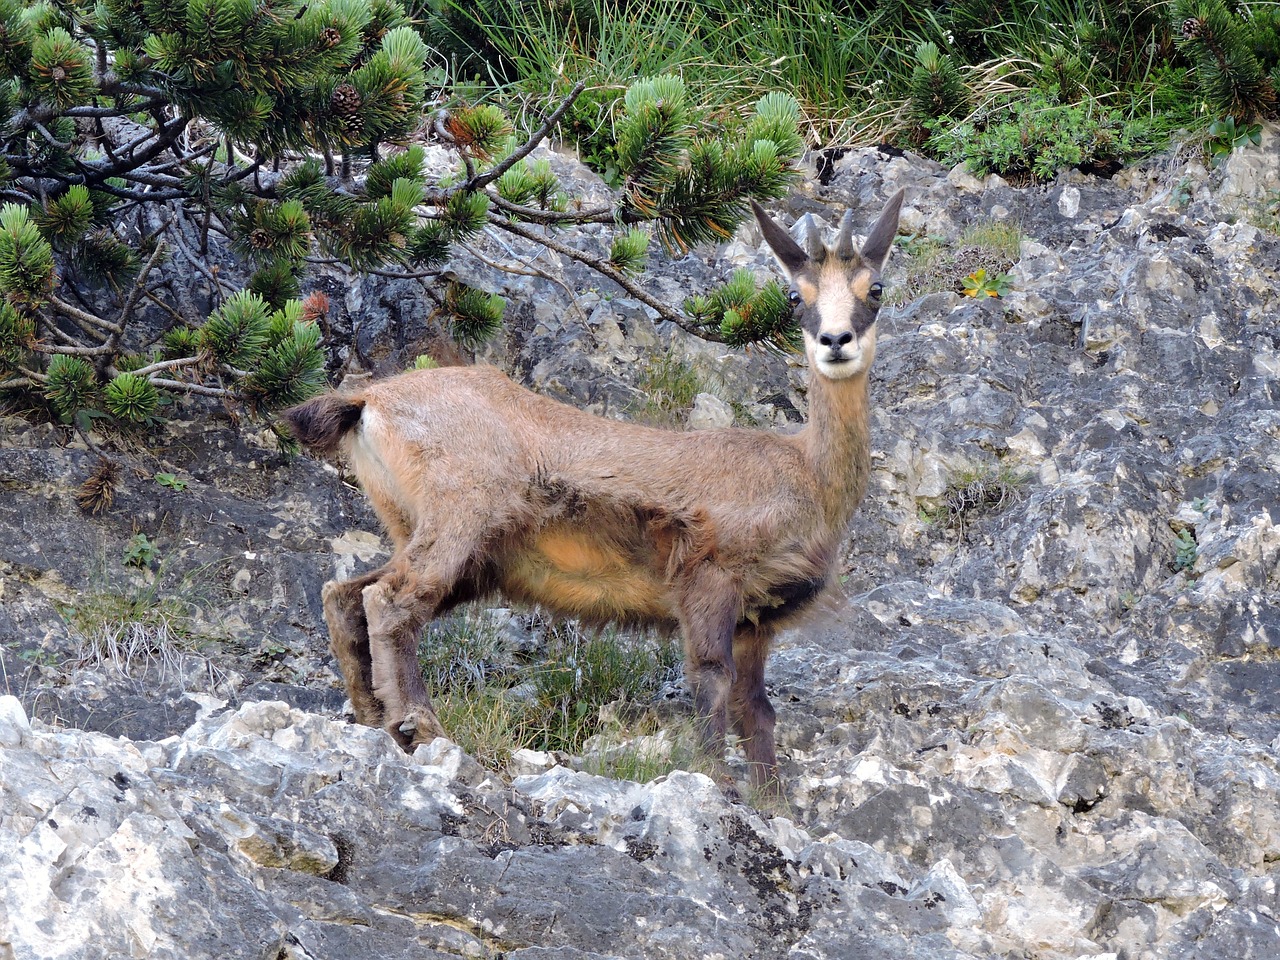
left=321, top=565, right=390, bottom=728
left=676, top=564, right=741, bottom=787
left=730, top=625, right=780, bottom=793
left=362, top=515, right=491, bottom=751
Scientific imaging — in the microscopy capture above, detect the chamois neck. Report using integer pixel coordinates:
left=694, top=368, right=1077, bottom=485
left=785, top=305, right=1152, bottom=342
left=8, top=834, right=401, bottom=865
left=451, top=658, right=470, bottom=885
left=800, top=369, right=872, bottom=527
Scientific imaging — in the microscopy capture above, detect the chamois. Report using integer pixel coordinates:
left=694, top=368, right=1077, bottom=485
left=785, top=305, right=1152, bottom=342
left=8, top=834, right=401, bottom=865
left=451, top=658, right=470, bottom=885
left=284, top=189, right=905, bottom=790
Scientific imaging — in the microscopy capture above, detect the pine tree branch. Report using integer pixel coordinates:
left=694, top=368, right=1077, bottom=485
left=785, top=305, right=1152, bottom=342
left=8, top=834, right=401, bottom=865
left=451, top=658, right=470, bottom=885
left=459, top=237, right=587, bottom=321
left=487, top=214, right=726, bottom=342
left=121, top=356, right=199, bottom=378
left=433, top=113, right=477, bottom=183
left=60, top=101, right=168, bottom=119
left=487, top=193, right=627, bottom=225
left=168, top=227, right=231, bottom=298
left=97, top=239, right=169, bottom=370
left=46, top=323, right=89, bottom=347
left=467, top=81, right=588, bottom=192
left=148, top=378, right=232, bottom=398
left=15, top=366, right=49, bottom=384
left=34, top=343, right=115, bottom=356
left=33, top=122, right=73, bottom=149
left=50, top=296, right=123, bottom=335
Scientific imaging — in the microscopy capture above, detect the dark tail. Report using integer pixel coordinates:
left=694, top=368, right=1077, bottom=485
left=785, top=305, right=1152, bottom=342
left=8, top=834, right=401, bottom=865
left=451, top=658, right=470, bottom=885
left=282, top=393, right=365, bottom=455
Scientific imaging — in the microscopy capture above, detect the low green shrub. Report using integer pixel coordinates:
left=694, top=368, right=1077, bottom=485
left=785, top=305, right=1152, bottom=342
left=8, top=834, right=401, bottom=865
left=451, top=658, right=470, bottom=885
left=420, top=611, right=682, bottom=765
left=927, top=92, right=1160, bottom=182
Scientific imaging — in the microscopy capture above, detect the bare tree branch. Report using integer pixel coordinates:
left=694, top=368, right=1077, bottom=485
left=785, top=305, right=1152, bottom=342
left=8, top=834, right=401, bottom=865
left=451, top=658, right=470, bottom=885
left=487, top=215, right=727, bottom=342
left=468, top=81, right=588, bottom=192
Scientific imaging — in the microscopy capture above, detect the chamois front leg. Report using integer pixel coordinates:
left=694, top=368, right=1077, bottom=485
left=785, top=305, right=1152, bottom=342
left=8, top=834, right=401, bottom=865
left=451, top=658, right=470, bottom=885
left=363, top=518, right=490, bottom=751
left=730, top=625, right=780, bottom=793
left=677, top=564, right=741, bottom=790
left=321, top=566, right=390, bottom=728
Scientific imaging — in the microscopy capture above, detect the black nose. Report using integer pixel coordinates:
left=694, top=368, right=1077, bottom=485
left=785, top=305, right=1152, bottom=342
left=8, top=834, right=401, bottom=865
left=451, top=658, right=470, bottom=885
left=818, top=331, right=854, bottom=348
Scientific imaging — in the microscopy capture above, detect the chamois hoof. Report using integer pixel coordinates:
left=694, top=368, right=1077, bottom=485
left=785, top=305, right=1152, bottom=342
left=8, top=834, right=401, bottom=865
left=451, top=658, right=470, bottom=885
left=398, top=707, right=446, bottom=744
left=713, top=769, right=744, bottom=804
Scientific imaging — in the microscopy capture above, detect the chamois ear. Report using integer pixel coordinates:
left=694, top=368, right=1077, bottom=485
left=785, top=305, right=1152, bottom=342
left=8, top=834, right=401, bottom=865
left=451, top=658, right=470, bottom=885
left=859, top=189, right=906, bottom=270
left=751, top=199, right=809, bottom=279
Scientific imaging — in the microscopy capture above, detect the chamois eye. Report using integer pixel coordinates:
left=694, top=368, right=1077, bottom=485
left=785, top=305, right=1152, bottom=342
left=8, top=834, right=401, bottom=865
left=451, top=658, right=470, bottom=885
left=787, top=288, right=802, bottom=306
left=868, top=282, right=884, bottom=302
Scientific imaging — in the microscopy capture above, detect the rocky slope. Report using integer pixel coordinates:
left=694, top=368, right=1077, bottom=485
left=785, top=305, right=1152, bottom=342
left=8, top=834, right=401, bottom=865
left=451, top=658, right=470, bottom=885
left=1, top=136, right=1278, bottom=959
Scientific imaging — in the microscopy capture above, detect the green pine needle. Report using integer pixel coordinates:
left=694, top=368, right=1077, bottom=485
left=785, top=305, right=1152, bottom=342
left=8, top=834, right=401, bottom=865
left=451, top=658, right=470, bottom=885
left=29, top=27, right=94, bottom=108
left=0, top=203, right=55, bottom=309
left=200, top=290, right=271, bottom=368
left=248, top=260, right=301, bottom=309
left=0, top=301, right=35, bottom=368
left=79, top=229, right=141, bottom=283
left=445, top=281, right=504, bottom=348
left=162, top=326, right=201, bottom=360
left=38, top=185, right=94, bottom=246
left=44, top=353, right=96, bottom=418
left=442, top=189, right=489, bottom=239
left=609, top=228, right=649, bottom=275
left=367, top=146, right=426, bottom=199
left=497, top=163, right=539, bottom=205
left=408, top=222, right=451, bottom=267
left=684, top=270, right=799, bottom=350
left=243, top=320, right=325, bottom=411
left=449, top=104, right=511, bottom=157
left=105, top=371, right=160, bottom=423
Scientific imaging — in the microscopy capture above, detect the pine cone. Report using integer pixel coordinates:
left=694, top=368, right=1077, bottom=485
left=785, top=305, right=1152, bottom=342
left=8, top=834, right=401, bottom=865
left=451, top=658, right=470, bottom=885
left=330, top=84, right=364, bottom=139
left=1181, top=17, right=1204, bottom=39
left=321, top=27, right=342, bottom=48
left=249, top=227, right=273, bottom=249
left=330, top=83, right=362, bottom=118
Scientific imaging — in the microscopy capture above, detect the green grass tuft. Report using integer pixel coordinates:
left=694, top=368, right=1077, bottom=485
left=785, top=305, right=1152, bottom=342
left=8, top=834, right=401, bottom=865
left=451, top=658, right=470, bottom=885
left=419, top=609, right=683, bottom=768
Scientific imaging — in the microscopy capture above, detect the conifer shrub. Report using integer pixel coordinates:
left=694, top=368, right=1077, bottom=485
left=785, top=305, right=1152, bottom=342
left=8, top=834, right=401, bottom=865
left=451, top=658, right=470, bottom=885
left=0, top=0, right=805, bottom=434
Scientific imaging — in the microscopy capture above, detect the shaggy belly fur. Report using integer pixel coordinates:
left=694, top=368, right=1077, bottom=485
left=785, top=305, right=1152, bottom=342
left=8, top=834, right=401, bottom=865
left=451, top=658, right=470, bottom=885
left=498, top=527, right=677, bottom=625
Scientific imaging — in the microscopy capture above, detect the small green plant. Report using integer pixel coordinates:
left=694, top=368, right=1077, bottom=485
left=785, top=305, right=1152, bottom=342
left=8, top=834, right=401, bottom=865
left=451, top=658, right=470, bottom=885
left=906, top=41, right=971, bottom=144
left=1246, top=191, right=1280, bottom=234
left=962, top=268, right=1012, bottom=298
left=924, top=463, right=1032, bottom=533
left=578, top=719, right=713, bottom=783
left=927, top=92, right=1159, bottom=182
left=893, top=222, right=1020, bottom=304
left=121, top=534, right=159, bottom=569
left=1173, top=529, right=1198, bottom=572
left=254, top=639, right=291, bottom=666
left=1170, top=177, right=1196, bottom=209
left=59, top=566, right=221, bottom=683
left=153, top=473, right=188, bottom=492
left=635, top=349, right=709, bottom=426
left=16, top=646, right=60, bottom=669
left=526, top=626, right=680, bottom=753
left=1206, top=116, right=1263, bottom=167
left=959, top=221, right=1023, bottom=261
left=418, top=610, right=681, bottom=768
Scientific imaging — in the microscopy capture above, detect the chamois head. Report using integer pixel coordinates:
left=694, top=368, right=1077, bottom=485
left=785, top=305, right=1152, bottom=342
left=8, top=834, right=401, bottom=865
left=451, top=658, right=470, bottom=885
left=751, top=190, right=906, bottom=380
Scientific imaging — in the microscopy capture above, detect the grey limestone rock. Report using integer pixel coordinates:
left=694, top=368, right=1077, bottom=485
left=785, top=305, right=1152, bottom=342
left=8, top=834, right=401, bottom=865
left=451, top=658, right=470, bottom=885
left=3, top=141, right=1280, bottom=960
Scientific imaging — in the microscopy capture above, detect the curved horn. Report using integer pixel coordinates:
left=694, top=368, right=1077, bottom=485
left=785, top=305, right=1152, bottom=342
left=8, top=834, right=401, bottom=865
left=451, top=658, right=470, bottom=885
left=832, top=208, right=856, bottom=260
left=793, top=213, right=824, bottom=259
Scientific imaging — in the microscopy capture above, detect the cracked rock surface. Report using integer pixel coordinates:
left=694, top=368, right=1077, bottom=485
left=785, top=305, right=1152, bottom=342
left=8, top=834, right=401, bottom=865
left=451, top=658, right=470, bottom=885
left=2, top=139, right=1279, bottom=959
